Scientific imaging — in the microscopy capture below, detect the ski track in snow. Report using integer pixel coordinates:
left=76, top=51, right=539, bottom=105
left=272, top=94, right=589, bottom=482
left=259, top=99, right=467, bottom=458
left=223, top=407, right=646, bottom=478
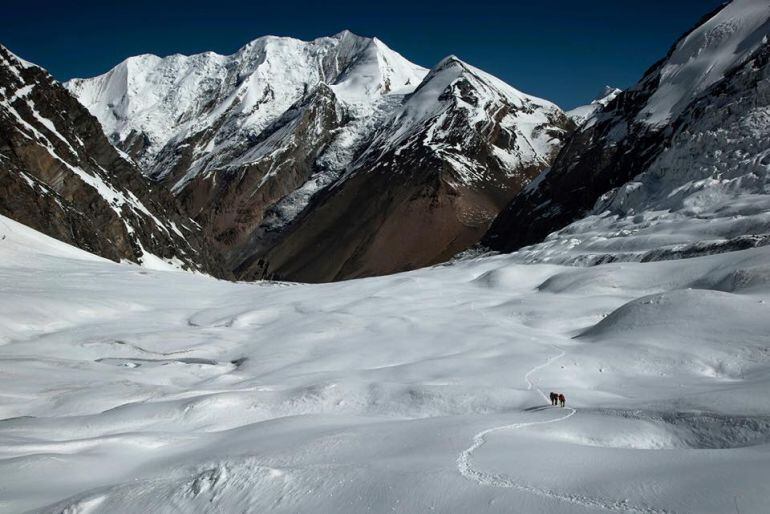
left=457, top=346, right=670, bottom=513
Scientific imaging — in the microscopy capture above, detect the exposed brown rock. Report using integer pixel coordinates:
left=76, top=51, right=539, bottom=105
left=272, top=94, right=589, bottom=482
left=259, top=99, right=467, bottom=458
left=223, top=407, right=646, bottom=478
left=0, top=45, right=228, bottom=277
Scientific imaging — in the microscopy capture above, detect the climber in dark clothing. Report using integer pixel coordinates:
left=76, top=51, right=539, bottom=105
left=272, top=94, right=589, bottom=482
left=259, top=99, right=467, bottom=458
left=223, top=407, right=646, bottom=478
left=549, top=392, right=558, bottom=406
left=558, top=393, right=566, bottom=408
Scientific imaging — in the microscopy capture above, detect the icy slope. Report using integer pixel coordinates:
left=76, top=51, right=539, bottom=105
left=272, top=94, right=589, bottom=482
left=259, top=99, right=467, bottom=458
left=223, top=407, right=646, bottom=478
left=0, top=215, right=105, bottom=266
left=2, top=215, right=770, bottom=513
left=485, top=0, right=770, bottom=265
left=637, top=0, right=770, bottom=126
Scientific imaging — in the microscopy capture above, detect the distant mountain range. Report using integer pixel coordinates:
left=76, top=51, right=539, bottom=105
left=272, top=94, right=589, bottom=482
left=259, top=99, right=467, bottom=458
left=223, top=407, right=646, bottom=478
left=2, top=0, right=769, bottom=281
left=63, top=31, right=570, bottom=281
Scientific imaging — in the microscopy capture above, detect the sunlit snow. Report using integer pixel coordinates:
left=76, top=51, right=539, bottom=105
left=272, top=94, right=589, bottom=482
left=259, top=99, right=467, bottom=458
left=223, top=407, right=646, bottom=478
left=2, top=214, right=769, bottom=513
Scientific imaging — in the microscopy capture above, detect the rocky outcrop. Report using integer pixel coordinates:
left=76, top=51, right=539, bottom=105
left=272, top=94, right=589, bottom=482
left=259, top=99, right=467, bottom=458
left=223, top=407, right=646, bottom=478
left=0, top=45, right=227, bottom=276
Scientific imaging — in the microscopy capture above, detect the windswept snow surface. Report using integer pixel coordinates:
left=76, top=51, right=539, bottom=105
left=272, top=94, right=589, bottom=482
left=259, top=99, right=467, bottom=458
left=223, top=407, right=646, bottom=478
left=2, top=214, right=770, bottom=513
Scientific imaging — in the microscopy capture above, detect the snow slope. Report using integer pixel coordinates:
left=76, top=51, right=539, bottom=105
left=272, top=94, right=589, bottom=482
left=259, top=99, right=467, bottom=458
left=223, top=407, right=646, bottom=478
left=511, top=27, right=770, bottom=267
left=2, top=214, right=769, bottom=513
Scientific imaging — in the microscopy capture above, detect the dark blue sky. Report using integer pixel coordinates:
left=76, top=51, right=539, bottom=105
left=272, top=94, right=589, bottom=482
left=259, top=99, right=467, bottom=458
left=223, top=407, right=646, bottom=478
left=2, top=0, right=724, bottom=109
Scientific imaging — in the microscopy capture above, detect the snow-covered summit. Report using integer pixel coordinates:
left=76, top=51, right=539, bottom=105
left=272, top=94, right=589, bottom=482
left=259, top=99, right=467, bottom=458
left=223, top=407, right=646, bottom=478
left=566, top=86, right=621, bottom=126
left=246, top=55, right=572, bottom=282
left=329, top=35, right=427, bottom=103
left=353, top=55, right=568, bottom=184
left=65, top=32, right=427, bottom=176
left=0, top=44, right=39, bottom=72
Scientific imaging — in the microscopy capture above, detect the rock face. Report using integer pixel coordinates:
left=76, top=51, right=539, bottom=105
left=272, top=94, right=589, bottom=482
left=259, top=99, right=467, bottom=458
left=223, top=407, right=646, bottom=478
left=484, top=0, right=770, bottom=264
left=0, top=45, right=226, bottom=275
left=67, top=33, right=571, bottom=282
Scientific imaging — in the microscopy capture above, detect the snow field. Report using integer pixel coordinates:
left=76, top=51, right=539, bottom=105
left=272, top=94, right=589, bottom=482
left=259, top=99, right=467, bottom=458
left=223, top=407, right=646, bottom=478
left=1, top=215, right=769, bottom=512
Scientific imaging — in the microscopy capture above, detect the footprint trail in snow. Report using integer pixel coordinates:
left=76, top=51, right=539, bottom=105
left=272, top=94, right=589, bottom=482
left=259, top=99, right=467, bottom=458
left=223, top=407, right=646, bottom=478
left=456, top=349, right=670, bottom=514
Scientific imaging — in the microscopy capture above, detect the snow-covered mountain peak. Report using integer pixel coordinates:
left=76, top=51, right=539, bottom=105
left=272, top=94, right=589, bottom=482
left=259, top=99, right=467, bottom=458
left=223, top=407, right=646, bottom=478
left=434, top=54, right=463, bottom=68
left=332, top=29, right=355, bottom=38
left=329, top=34, right=428, bottom=104
left=417, top=55, right=488, bottom=89
left=327, top=29, right=368, bottom=44
left=0, top=44, right=38, bottom=73
left=345, top=51, right=568, bottom=188
left=421, top=55, right=557, bottom=111
left=395, top=54, right=561, bottom=136
left=595, top=85, right=621, bottom=102
left=566, top=85, right=622, bottom=126
left=65, top=32, right=427, bottom=174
